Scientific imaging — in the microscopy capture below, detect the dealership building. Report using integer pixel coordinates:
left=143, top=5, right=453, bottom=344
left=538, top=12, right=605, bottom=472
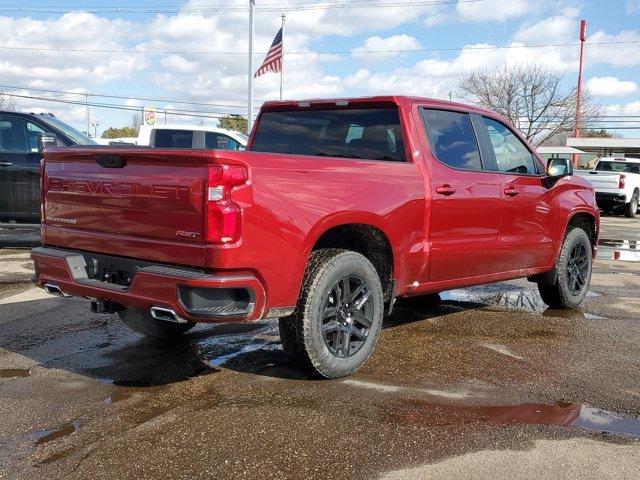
left=538, top=138, right=640, bottom=169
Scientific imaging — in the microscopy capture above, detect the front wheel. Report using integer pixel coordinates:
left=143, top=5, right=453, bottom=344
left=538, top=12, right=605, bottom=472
left=279, top=249, right=384, bottom=379
left=624, top=191, right=638, bottom=218
left=537, top=227, right=593, bottom=309
left=118, top=308, right=196, bottom=339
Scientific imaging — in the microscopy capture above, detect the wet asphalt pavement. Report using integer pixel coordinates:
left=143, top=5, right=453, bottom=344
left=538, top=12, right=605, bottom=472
left=1, top=217, right=639, bottom=479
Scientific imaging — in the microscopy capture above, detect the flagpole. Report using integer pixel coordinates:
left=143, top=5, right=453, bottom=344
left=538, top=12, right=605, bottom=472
left=247, top=0, right=255, bottom=134
left=280, top=13, right=285, bottom=101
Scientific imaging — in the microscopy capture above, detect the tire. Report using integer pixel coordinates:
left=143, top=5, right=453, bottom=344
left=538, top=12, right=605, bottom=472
left=537, top=227, right=593, bottom=309
left=118, top=308, right=196, bottom=339
left=279, top=249, right=384, bottom=379
left=624, top=191, right=638, bottom=218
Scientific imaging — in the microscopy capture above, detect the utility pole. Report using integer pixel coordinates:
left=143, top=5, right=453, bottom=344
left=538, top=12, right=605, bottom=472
left=85, top=91, right=90, bottom=136
left=573, top=19, right=587, bottom=167
left=280, top=13, right=286, bottom=101
left=247, top=0, right=255, bottom=134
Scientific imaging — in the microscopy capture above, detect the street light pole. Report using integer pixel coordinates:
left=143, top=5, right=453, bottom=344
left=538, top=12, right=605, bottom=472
left=247, top=0, right=255, bottom=134
left=573, top=19, right=587, bottom=167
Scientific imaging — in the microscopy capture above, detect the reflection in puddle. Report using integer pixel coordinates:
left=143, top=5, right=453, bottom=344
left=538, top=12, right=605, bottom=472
left=0, top=368, right=31, bottom=378
left=196, top=322, right=282, bottom=367
left=440, top=287, right=606, bottom=321
left=27, top=421, right=80, bottom=445
left=397, top=400, right=640, bottom=438
left=476, top=402, right=640, bottom=438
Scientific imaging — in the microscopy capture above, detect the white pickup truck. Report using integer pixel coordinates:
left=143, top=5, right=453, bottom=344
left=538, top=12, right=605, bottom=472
left=575, top=157, right=640, bottom=218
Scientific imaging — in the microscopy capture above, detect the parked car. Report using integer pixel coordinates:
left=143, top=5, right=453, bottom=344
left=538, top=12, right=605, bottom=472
left=575, top=157, right=640, bottom=218
left=31, top=96, right=599, bottom=378
left=137, top=124, right=248, bottom=150
left=0, top=112, right=96, bottom=224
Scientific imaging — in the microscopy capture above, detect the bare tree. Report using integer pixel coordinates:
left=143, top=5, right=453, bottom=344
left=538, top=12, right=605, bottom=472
left=458, top=65, right=601, bottom=146
left=0, top=91, right=16, bottom=111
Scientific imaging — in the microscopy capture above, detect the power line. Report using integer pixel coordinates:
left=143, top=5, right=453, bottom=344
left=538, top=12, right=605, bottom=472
left=1, top=92, right=254, bottom=119
left=0, top=0, right=485, bottom=14
left=0, top=83, right=258, bottom=109
left=1, top=39, right=639, bottom=56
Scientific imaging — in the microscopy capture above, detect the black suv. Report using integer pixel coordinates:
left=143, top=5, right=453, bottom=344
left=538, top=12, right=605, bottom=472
left=0, top=111, right=96, bottom=223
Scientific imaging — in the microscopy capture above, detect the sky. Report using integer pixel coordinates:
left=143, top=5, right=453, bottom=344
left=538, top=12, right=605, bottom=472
left=1, top=0, right=640, bottom=137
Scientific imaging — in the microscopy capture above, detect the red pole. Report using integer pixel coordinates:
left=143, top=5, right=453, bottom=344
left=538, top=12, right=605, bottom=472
left=573, top=20, right=587, bottom=167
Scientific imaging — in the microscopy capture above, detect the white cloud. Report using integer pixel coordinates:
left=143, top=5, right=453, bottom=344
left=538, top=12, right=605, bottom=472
left=352, top=35, right=421, bottom=62
left=456, top=0, right=532, bottom=22
left=587, top=76, right=638, bottom=97
left=588, top=30, right=640, bottom=67
left=0, top=12, right=145, bottom=86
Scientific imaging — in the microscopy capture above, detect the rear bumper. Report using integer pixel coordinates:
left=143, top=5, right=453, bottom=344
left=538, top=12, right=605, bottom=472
left=31, top=247, right=267, bottom=323
left=596, top=192, right=628, bottom=204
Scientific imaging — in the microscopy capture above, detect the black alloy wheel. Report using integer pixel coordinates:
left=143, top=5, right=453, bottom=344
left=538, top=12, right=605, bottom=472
left=321, top=275, right=374, bottom=358
left=566, top=242, right=590, bottom=296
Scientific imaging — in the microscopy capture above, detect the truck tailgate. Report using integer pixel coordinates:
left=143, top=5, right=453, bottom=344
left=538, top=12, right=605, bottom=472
left=42, top=148, right=208, bottom=267
left=578, top=171, right=621, bottom=191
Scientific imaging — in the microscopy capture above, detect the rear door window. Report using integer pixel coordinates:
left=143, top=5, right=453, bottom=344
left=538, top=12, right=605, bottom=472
left=153, top=129, right=194, bottom=148
left=421, top=109, right=482, bottom=170
left=251, top=108, right=406, bottom=162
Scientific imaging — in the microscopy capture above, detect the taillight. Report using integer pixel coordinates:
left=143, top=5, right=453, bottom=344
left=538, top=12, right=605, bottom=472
left=205, top=164, right=248, bottom=244
left=619, top=174, right=626, bottom=189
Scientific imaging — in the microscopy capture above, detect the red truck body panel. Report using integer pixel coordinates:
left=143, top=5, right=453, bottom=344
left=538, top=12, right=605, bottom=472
left=33, top=96, right=600, bottom=323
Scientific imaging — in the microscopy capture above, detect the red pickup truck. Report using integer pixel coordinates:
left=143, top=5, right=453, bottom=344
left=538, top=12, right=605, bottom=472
left=31, top=96, right=599, bottom=378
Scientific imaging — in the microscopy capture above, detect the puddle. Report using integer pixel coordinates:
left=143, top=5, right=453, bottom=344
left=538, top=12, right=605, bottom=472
left=477, top=402, right=640, bottom=438
left=440, top=287, right=547, bottom=313
left=396, top=400, right=640, bottom=438
left=27, top=421, right=80, bottom=445
left=0, top=368, right=31, bottom=378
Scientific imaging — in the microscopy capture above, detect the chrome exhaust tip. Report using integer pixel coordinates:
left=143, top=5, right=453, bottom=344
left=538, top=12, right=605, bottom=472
left=150, top=306, right=187, bottom=324
left=43, top=283, right=70, bottom=298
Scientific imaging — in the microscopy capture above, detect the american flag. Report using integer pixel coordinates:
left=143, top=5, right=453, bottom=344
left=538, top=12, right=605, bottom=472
left=254, top=28, right=283, bottom=78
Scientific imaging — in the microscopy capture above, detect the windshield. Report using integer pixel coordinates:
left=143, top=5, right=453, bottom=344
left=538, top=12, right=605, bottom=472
left=38, top=116, right=97, bottom=145
left=595, top=160, right=640, bottom=174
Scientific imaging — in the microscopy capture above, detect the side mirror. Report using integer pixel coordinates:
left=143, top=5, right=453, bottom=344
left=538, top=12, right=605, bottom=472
left=38, top=133, right=64, bottom=154
left=546, top=157, right=573, bottom=178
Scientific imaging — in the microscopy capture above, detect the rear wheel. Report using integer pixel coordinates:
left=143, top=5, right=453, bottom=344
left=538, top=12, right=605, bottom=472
left=118, top=308, right=196, bottom=338
left=537, top=227, right=593, bottom=309
left=279, top=249, right=384, bottom=379
left=624, top=190, right=638, bottom=218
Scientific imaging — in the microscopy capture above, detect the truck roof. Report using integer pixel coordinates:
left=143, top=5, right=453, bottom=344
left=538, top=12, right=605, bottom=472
left=260, top=95, right=499, bottom=118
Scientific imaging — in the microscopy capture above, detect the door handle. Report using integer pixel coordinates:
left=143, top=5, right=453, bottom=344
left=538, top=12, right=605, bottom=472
left=0, top=161, right=13, bottom=167
left=435, top=184, right=456, bottom=196
left=504, top=187, right=520, bottom=197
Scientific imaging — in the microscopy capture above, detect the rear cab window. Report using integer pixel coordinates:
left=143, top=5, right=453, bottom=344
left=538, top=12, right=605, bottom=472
left=596, top=160, right=640, bottom=174
left=251, top=107, right=406, bottom=162
left=152, top=129, right=194, bottom=148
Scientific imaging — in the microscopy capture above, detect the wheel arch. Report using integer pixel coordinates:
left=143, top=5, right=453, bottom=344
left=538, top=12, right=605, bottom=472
left=302, top=214, right=396, bottom=301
